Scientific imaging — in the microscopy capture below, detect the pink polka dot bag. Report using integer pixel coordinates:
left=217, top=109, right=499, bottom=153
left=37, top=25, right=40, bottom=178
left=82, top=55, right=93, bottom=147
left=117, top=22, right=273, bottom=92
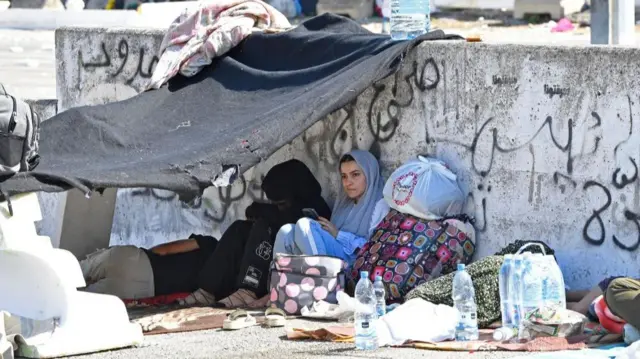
left=268, top=254, right=347, bottom=315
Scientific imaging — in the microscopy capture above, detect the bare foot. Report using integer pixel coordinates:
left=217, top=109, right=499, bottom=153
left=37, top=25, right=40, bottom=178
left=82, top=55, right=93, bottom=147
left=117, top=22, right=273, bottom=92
left=247, top=295, right=270, bottom=309
left=218, top=289, right=258, bottom=308
left=177, top=288, right=216, bottom=307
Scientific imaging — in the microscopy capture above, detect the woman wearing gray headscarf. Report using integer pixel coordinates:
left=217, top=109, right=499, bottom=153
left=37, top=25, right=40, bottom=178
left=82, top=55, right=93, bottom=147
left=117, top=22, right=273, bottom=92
left=273, top=150, right=389, bottom=264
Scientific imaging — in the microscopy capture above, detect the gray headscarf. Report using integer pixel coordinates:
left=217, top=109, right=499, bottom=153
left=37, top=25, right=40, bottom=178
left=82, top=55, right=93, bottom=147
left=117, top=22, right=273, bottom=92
left=330, top=150, right=384, bottom=238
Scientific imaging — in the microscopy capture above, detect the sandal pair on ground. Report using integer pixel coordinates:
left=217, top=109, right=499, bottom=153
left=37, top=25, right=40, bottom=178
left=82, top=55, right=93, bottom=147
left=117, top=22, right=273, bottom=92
left=222, top=308, right=287, bottom=330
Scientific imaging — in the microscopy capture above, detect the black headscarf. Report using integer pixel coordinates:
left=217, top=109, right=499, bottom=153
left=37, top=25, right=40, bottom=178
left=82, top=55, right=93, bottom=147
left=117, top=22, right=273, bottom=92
left=245, top=159, right=331, bottom=233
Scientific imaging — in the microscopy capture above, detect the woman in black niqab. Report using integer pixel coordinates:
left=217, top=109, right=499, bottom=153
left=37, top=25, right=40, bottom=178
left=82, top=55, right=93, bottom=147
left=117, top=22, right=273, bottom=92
left=180, top=159, right=331, bottom=307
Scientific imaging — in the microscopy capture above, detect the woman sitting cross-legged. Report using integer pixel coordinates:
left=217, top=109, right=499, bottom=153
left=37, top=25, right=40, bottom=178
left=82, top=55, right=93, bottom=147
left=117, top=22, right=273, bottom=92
left=273, top=150, right=389, bottom=265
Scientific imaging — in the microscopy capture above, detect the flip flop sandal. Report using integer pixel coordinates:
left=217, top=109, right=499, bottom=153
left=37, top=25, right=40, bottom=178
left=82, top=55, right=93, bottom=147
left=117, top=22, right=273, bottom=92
left=223, top=310, right=257, bottom=330
left=265, top=307, right=287, bottom=327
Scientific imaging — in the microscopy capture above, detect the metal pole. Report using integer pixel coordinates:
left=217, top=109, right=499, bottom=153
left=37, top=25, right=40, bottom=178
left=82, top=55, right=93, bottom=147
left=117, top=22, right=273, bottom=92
left=591, top=0, right=610, bottom=44
left=610, top=0, right=636, bottom=45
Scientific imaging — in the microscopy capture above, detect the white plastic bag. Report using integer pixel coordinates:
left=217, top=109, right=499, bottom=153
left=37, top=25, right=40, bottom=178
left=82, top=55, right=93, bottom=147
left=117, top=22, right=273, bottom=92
left=383, top=156, right=464, bottom=220
left=376, top=298, right=457, bottom=346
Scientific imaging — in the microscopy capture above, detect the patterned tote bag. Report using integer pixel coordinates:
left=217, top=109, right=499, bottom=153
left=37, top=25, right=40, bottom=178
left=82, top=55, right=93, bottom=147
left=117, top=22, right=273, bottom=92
left=348, top=209, right=476, bottom=301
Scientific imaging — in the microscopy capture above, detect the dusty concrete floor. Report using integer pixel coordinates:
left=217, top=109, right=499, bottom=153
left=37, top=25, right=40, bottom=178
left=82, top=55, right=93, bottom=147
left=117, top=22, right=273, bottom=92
left=74, top=317, right=539, bottom=359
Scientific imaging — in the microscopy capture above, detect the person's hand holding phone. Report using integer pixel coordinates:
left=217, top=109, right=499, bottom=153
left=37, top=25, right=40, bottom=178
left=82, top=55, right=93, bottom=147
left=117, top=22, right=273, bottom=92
left=317, top=217, right=339, bottom=238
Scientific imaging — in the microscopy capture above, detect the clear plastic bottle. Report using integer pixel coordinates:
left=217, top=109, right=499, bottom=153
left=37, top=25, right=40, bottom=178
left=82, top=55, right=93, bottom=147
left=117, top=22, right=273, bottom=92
left=624, top=324, right=640, bottom=344
left=452, top=263, right=479, bottom=341
left=509, top=256, right=524, bottom=329
left=355, top=271, right=379, bottom=350
left=381, top=0, right=391, bottom=34
left=499, top=254, right=514, bottom=328
left=389, top=0, right=430, bottom=40
left=519, top=253, right=544, bottom=339
left=521, top=254, right=544, bottom=315
left=541, top=256, right=566, bottom=309
left=373, top=275, right=386, bottom=317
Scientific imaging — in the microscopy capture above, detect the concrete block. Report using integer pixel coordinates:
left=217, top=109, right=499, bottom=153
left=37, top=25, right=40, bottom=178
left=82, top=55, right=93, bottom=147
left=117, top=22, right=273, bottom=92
left=0, top=333, right=13, bottom=359
left=591, top=0, right=609, bottom=44
left=0, top=340, right=13, bottom=359
left=58, top=188, right=117, bottom=260
left=0, top=193, right=143, bottom=358
left=513, top=0, right=584, bottom=19
left=316, top=0, right=373, bottom=20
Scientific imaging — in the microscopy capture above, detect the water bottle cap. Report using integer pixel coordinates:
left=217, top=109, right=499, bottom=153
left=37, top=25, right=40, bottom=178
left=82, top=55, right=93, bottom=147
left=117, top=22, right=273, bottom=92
left=457, top=263, right=465, bottom=271
left=375, top=275, right=382, bottom=281
left=360, top=271, right=369, bottom=279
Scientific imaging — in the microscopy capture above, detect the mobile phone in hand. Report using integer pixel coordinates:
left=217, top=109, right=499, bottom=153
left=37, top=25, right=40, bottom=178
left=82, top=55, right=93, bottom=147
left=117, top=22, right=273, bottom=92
left=302, top=208, right=319, bottom=220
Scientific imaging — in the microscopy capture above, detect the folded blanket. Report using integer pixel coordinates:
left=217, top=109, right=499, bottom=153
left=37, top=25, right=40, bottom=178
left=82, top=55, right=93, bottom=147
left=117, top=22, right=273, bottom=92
left=148, top=0, right=291, bottom=89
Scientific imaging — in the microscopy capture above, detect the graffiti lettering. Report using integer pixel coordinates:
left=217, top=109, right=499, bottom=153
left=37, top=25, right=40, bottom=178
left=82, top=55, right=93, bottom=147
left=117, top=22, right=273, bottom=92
left=553, top=172, right=577, bottom=194
left=367, top=58, right=440, bottom=144
left=79, top=39, right=159, bottom=84
left=582, top=181, right=640, bottom=251
left=415, top=58, right=440, bottom=91
left=469, top=115, right=573, bottom=177
left=543, top=84, right=570, bottom=99
left=131, top=188, right=203, bottom=210
left=492, top=75, right=518, bottom=86
left=613, top=210, right=640, bottom=251
left=582, top=181, right=610, bottom=246
left=612, top=96, right=639, bottom=190
left=129, top=172, right=265, bottom=224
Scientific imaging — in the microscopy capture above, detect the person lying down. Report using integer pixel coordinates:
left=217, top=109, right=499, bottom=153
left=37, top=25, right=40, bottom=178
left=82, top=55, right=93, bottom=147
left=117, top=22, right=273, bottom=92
left=79, top=159, right=331, bottom=308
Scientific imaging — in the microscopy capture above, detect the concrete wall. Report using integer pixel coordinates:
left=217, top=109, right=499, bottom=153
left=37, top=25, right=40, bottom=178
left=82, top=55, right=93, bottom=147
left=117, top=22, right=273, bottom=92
left=56, top=26, right=640, bottom=290
left=24, top=99, right=65, bottom=248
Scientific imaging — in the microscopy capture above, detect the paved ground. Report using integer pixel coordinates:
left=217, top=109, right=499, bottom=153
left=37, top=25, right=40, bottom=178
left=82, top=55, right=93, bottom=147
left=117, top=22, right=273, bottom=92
left=0, top=29, right=55, bottom=99
left=0, top=9, right=635, bottom=359
left=76, top=318, right=535, bottom=359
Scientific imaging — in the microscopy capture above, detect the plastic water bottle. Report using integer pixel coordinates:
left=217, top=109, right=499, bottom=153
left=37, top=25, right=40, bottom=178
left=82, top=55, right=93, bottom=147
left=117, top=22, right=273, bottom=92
left=499, top=254, right=514, bottom=328
left=389, top=0, right=430, bottom=40
left=509, top=256, right=524, bottom=328
left=355, top=271, right=378, bottom=350
left=520, top=254, right=544, bottom=315
left=624, top=324, right=640, bottom=344
left=541, top=256, right=566, bottom=309
left=381, top=0, right=391, bottom=34
left=452, top=264, right=479, bottom=341
left=373, top=276, right=386, bottom=317
left=519, top=254, right=544, bottom=339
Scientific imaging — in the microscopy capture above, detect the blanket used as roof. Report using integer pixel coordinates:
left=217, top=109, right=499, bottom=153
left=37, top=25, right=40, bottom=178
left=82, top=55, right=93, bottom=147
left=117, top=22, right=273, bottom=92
left=3, top=14, right=460, bottom=201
